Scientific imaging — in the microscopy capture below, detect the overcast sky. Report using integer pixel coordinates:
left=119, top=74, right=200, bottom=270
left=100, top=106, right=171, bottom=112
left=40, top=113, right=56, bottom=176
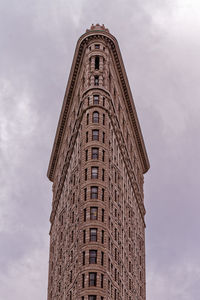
left=0, top=0, right=200, bottom=299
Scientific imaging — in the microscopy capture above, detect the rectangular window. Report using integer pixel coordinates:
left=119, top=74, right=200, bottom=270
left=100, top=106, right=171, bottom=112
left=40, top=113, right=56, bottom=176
left=103, top=114, right=105, bottom=125
left=102, top=209, right=105, bottom=222
left=83, top=230, right=86, bottom=243
left=84, top=188, right=87, bottom=201
left=89, top=272, right=97, bottom=286
left=95, top=44, right=100, bottom=49
left=101, top=230, right=104, bottom=244
left=90, top=228, right=97, bottom=242
left=92, top=112, right=99, bottom=123
left=84, top=208, right=86, bottom=222
left=92, top=130, right=99, bottom=141
left=101, top=274, right=104, bottom=288
left=87, top=114, right=89, bottom=125
left=86, top=131, right=88, bottom=142
left=91, top=186, right=98, bottom=199
left=102, top=188, right=104, bottom=201
left=95, top=56, right=99, bottom=70
left=89, top=250, right=97, bottom=264
left=93, top=95, right=99, bottom=105
left=102, top=132, right=105, bottom=143
left=91, top=167, right=98, bottom=179
left=85, top=169, right=88, bottom=181
left=70, top=270, right=72, bottom=283
left=92, top=147, right=99, bottom=159
left=82, top=251, right=85, bottom=265
left=88, top=296, right=96, bottom=300
left=85, top=149, right=88, bottom=161
left=103, top=97, right=105, bottom=106
left=102, top=150, right=105, bottom=162
left=102, top=169, right=105, bottom=181
left=82, top=274, right=85, bottom=288
left=90, top=207, right=98, bottom=220
left=101, top=251, right=104, bottom=266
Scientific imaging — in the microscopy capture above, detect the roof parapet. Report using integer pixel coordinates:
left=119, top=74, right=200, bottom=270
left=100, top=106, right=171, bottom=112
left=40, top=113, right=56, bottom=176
left=86, top=23, right=109, bottom=33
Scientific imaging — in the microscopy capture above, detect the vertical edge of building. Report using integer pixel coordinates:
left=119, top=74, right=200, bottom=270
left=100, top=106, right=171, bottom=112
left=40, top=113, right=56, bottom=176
left=47, top=24, right=150, bottom=300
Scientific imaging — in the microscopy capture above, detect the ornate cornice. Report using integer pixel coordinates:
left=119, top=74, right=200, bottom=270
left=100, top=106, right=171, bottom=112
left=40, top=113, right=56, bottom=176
left=47, top=28, right=150, bottom=182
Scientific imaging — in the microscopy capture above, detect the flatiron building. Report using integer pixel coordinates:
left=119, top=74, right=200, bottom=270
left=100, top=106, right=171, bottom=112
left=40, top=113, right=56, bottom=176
left=47, top=24, right=150, bottom=300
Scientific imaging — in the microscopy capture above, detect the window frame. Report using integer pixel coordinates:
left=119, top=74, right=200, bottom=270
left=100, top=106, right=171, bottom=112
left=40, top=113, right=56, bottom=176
left=89, top=272, right=97, bottom=286
left=91, top=166, right=99, bottom=179
left=90, top=207, right=98, bottom=220
left=90, top=228, right=97, bottom=242
left=92, top=147, right=99, bottom=159
left=92, top=130, right=99, bottom=141
left=91, top=186, right=98, bottom=199
left=89, top=250, right=97, bottom=264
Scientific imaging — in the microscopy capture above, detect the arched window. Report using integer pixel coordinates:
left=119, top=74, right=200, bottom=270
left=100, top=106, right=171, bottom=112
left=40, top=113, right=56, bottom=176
left=93, top=111, right=99, bottom=123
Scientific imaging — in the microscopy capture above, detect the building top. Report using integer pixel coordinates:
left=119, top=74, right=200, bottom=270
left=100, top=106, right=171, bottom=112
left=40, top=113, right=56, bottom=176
left=86, top=23, right=110, bottom=33
left=47, top=25, right=150, bottom=181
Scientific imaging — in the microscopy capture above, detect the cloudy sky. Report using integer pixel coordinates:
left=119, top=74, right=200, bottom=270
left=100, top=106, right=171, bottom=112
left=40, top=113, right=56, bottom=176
left=0, top=0, right=200, bottom=299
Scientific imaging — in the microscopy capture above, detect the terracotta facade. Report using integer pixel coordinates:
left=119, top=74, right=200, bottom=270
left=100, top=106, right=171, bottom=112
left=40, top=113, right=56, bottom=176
left=47, top=24, right=150, bottom=300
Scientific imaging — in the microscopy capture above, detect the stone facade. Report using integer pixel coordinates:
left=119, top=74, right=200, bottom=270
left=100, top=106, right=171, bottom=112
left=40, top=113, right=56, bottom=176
left=47, top=24, right=150, bottom=300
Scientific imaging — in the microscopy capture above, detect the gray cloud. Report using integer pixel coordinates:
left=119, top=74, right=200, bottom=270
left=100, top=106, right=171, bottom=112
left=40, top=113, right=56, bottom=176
left=0, top=0, right=200, bottom=299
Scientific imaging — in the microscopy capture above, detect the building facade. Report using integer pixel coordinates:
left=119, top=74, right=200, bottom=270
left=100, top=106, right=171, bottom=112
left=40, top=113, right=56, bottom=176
left=47, top=24, right=150, bottom=300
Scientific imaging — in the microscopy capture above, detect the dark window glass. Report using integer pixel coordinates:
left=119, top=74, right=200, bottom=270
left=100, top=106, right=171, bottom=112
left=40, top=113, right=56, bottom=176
left=95, top=44, right=100, bottom=49
left=82, top=251, right=85, bottom=265
left=92, top=111, right=99, bottom=123
left=90, top=207, right=98, bottom=220
left=86, top=131, right=88, bottom=142
left=84, top=188, right=87, bottom=201
left=103, top=97, right=105, bottom=106
left=83, top=230, right=86, bottom=243
left=85, top=149, right=88, bottom=161
left=101, top=230, right=104, bottom=244
left=90, top=228, right=97, bottom=242
left=82, top=274, right=85, bottom=288
left=102, top=188, right=104, bottom=201
left=85, top=169, right=87, bottom=181
left=88, top=296, right=96, bottom=300
left=89, top=272, right=97, bottom=286
left=91, top=167, right=98, bottom=179
left=102, top=209, right=104, bottom=222
left=101, top=251, right=104, bottom=266
left=92, top=130, right=99, bottom=141
left=102, top=150, right=105, bottom=162
left=101, top=274, right=104, bottom=288
left=84, top=208, right=86, bottom=221
left=95, top=56, right=99, bottom=70
left=87, top=114, right=89, bottom=125
left=89, top=250, right=97, bottom=264
left=93, top=95, right=99, bottom=105
left=103, top=114, right=105, bottom=125
left=102, top=132, right=105, bottom=143
left=94, top=76, right=99, bottom=86
left=91, top=186, right=98, bottom=199
left=92, top=148, right=99, bottom=159
left=70, top=270, right=72, bottom=282
left=102, top=169, right=105, bottom=181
